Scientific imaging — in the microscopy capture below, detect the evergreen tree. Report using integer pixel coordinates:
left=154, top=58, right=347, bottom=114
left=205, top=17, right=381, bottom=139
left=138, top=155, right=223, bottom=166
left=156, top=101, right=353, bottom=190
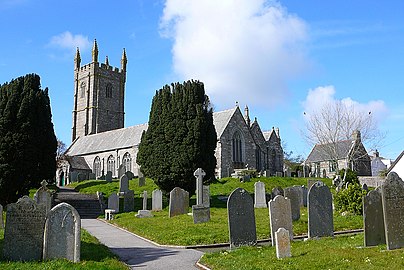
left=0, top=74, right=57, bottom=205
left=137, top=80, right=217, bottom=195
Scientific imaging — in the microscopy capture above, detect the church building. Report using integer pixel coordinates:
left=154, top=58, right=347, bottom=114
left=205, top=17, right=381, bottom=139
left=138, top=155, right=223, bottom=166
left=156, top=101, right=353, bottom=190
left=56, top=42, right=283, bottom=185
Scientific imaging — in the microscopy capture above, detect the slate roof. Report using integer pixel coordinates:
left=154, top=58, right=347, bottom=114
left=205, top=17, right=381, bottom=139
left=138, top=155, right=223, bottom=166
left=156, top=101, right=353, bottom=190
left=66, top=156, right=91, bottom=170
left=66, top=123, right=148, bottom=156
left=305, top=140, right=353, bottom=163
left=212, top=107, right=238, bottom=138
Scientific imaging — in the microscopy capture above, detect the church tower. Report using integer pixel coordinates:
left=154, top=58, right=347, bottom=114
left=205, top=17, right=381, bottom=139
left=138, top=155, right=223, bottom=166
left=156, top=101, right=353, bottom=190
left=72, top=40, right=127, bottom=141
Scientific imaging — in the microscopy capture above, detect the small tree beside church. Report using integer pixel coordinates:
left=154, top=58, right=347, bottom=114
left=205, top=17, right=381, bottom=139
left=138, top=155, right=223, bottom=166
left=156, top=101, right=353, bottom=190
left=0, top=74, right=57, bottom=205
left=137, top=80, right=217, bottom=195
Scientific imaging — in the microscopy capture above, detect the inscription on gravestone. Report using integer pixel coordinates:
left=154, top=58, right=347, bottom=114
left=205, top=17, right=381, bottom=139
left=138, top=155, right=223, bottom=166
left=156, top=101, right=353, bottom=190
left=169, top=187, right=189, bottom=217
left=308, top=181, right=333, bottom=238
left=364, top=188, right=385, bottom=246
left=269, top=195, right=293, bottom=246
left=254, top=181, right=267, bottom=208
left=275, top=228, right=291, bottom=259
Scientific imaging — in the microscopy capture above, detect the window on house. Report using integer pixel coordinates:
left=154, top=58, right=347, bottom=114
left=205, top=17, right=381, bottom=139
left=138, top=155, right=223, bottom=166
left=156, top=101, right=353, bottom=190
left=123, top=152, right=131, bottom=173
left=329, top=161, right=337, bottom=172
left=93, top=156, right=102, bottom=178
left=106, top=83, right=113, bottom=98
left=107, top=155, right=116, bottom=177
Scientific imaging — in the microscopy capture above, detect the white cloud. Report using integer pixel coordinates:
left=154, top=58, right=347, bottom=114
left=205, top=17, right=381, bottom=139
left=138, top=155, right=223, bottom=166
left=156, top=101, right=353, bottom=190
left=160, top=0, right=309, bottom=109
left=48, top=31, right=90, bottom=52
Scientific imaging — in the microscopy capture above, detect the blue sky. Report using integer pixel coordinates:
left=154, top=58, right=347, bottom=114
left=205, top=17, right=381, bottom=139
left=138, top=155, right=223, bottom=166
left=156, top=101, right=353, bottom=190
left=1, top=0, right=404, bottom=160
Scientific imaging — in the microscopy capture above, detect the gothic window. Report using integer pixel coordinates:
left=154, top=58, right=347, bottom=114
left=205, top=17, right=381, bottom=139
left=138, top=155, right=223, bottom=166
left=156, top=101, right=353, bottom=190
left=232, top=131, right=243, bottom=163
left=107, top=155, right=116, bottom=177
left=93, top=156, right=102, bottom=178
left=106, top=83, right=113, bottom=98
left=255, top=148, right=262, bottom=171
left=123, top=152, right=131, bottom=173
left=80, top=82, right=86, bottom=98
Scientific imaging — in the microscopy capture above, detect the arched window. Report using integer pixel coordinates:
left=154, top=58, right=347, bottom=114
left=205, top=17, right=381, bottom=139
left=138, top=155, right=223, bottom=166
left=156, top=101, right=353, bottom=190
left=80, top=82, right=86, bottom=98
left=232, top=131, right=243, bottom=164
left=93, top=156, right=102, bottom=178
left=107, top=155, right=116, bottom=177
left=123, top=152, right=131, bottom=173
left=106, top=83, right=113, bottom=98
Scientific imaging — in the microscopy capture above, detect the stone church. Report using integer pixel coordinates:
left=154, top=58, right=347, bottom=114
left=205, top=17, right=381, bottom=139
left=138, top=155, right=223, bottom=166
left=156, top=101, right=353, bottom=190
left=56, top=41, right=283, bottom=185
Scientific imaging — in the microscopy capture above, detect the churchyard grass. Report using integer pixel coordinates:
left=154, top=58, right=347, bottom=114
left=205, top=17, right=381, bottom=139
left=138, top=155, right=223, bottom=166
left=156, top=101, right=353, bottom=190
left=200, top=233, right=404, bottom=270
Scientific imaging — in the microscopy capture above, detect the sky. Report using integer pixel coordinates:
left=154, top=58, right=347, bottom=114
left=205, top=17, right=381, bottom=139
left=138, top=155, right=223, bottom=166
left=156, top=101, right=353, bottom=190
left=1, top=0, right=404, bottom=160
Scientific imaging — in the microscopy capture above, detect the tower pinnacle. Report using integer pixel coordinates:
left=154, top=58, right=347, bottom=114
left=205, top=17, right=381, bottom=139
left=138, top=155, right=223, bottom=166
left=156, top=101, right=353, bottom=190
left=121, top=48, right=127, bottom=72
left=92, top=39, right=98, bottom=63
left=74, top=47, right=81, bottom=70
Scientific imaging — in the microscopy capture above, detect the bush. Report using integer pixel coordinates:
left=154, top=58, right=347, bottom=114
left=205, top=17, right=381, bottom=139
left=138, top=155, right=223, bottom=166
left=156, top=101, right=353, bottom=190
left=334, top=183, right=367, bottom=215
left=339, top=168, right=359, bottom=185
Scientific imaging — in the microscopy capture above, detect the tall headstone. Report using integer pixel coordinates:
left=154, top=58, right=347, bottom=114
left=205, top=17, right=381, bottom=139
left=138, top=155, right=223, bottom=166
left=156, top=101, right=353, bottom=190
left=284, top=187, right=300, bottom=221
left=105, top=171, right=112, bottom=182
left=123, top=190, right=135, bottom=212
left=3, top=196, right=47, bottom=261
left=275, top=228, right=291, bottom=259
left=381, top=172, right=404, bottom=250
left=152, top=189, right=163, bottom=211
left=43, top=203, right=80, bottom=262
left=302, top=185, right=308, bottom=207
left=0, top=204, right=3, bottom=229
left=34, top=180, right=52, bottom=214
left=119, top=174, right=129, bottom=194
left=203, top=185, right=210, bottom=207
left=293, top=185, right=304, bottom=206
left=108, top=193, right=119, bottom=213
left=118, top=164, right=125, bottom=178
left=308, top=181, right=334, bottom=238
left=142, top=191, right=148, bottom=210
left=194, top=168, right=206, bottom=205
left=169, top=187, right=189, bottom=217
left=227, top=188, right=257, bottom=249
left=254, top=181, right=267, bottom=208
left=269, top=195, right=293, bottom=246
left=364, top=188, right=385, bottom=246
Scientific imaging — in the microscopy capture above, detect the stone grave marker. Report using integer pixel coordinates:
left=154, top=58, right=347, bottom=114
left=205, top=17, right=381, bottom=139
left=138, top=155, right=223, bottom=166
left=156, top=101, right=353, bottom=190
left=105, top=171, right=112, bottom=182
left=293, top=185, right=304, bottom=206
left=43, top=203, right=80, bottom=262
left=123, top=190, right=135, bottom=212
left=138, top=170, right=145, bottom=187
left=0, top=204, right=3, bottom=229
left=227, top=188, right=256, bottom=249
left=275, top=172, right=283, bottom=177
left=269, top=195, right=293, bottom=246
left=271, top=186, right=284, bottom=198
left=381, top=172, right=404, bottom=250
left=203, top=185, right=210, bottom=207
left=307, top=179, right=317, bottom=190
left=3, top=196, right=47, bottom=261
left=194, top=168, right=206, bottom=205
left=34, top=180, right=52, bottom=214
left=125, top=171, right=134, bottom=180
left=108, top=193, right=119, bottom=213
left=118, top=164, right=125, bottom=178
left=169, top=187, right=189, bottom=217
left=254, top=181, right=267, bottom=208
left=275, top=228, right=291, bottom=259
left=302, top=185, right=308, bottom=207
left=119, top=174, right=129, bottom=194
left=308, top=181, right=333, bottom=238
left=364, top=188, right=385, bottom=246
left=152, top=189, right=163, bottom=211
left=243, top=175, right=251, bottom=182
left=142, top=191, right=148, bottom=210
left=192, top=205, right=210, bottom=224
left=284, top=187, right=300, bottom=221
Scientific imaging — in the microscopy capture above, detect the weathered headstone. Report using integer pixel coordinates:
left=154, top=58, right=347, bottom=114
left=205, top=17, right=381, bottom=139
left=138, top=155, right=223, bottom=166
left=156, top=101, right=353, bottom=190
left=108, top=193, right=119, bottom=213
left=275, top=228, right=291, bottom=259
left=125, top=171, right=134, bottom=180
left=302, top=185, right=308, bottom=207
left=43, top=203, right=80, bottom=262
left=269, top=195, right=293, bottom=246
left=381, top=172, right=404, bottom=250
left=227, top=188, right=256, bottom=249
left=169, top=187, right=189, bottom=217
left=105, top=171, right=112, bottom=182
left=271, top=186, right=284, bottom=198
left=203, top=185, right=210, bottom=207
left=192, top=205, right=210, bottom=224
left=194, top=168, right=206, bottom=205
left=138, top=170, right=145, bottom=187
left=119, top=174, right=129, bottom=194
left=293, top=185, right=304, bottom=206
left=254, top=181, right=267, bottom=208
left=152, top=189, right=163, bottom=211
left=0, top=204, right=3, bottom=229
left=34, top=180, right=52, bottom=214
left=123, top=190, right=135, bottom=212
left=3, top=196, right=47, bottom=261
left=142, top=191, right=148, bottom=210
left=284, top=187, right=300, bottom=221
left=118, top=164, right=125, bottom=178
left=308, top=181, right=333, bottom=238
left=364, top=188, right=385, bottom=246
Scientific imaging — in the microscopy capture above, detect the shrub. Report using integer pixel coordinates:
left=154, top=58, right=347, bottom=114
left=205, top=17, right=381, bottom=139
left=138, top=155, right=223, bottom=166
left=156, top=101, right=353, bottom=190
left=334, top=183, right=367, bottom=215
left=339, top=168, right=359, bottom=185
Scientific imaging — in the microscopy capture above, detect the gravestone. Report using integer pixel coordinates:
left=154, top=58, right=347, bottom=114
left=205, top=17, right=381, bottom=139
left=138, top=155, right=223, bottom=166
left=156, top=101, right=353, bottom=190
left=269, top=195, right=293, bottom=246
left=271, top=186, right=284, bottom=199
left=123, top=190, right=135, bottom=212
left=243, top=175, right=251, bottom=182
left=108, top=193, right=119, bottom=213
left=152, top=189, right=163, bottom=211
left=34, top=180, right=52, bottom=214
left=0, top=204, right=3, bottom=229
left=192, top=205, right=210, bottom=224
left=43, top=203, right=80, bottom=262
left=381, top=172, right=404, bottom=250
left=203, top=185, right=210, bottom=207
left=308, top=181, right=333, bottom=238
left=169, top=187, right=189, bottom=217
left=135, top=209, right=153, bottom=218
left=364, top=188, right=385, bottom=246
left=138, top=170, right=145, bottom=187
left=275, top=228, right=291, bottom=259
left=194, top=168, right=206, bottom=205
left=293, top=185, right=304, bottom=206
left=227, top=188, right=256, bottom=249
left=302, top=185, right=308, bottom=207
left=275, top=172, right=283, bottom=177
left=254, top=181, right=267, bottom=208
left=119, top=174, right=129, bottom=194
left=105, top=171, right=112, bottom=182
left=284, top=187, right=300, bottom=221
left=307, top=179, right=316, bottom=190
left=118, top=164, right=125, bottom=178
left=142, top=191, right=148, bottom=210
left=125, top=171, right=134, bottom=180
left=3, top=196, right=47, bottom=261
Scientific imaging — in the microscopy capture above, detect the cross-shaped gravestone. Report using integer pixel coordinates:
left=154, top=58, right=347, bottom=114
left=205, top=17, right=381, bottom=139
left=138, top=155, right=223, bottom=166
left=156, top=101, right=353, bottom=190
left=141, top=191, right=148, bottom=210
left=194, top=168, right=206, bottom=205
left=41, top=180, right=48, bottom=189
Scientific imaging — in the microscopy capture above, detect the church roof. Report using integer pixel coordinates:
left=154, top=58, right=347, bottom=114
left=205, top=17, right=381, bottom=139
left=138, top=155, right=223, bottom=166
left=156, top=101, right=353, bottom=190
left=305, top=140, right=353, bottom=163
left=66, top=123, right=148, bottom=156
left=65, top=156, right=91, bottom=170
left=212, top=107, right=238, bottom=138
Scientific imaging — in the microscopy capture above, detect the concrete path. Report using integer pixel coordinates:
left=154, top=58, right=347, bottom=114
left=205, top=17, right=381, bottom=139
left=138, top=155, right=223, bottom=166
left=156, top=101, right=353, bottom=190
left=82, top=219, right=204, bottom=269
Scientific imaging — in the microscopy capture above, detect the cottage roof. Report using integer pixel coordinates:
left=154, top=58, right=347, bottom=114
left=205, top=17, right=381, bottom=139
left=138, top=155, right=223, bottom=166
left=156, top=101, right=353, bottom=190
left=65, top=156, right=91, bottom=170
left=305, top=140, right=353, bottom=163
left=66, top=123, right=148, bottom=156
left=212, top=107, right=238, bottom=138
